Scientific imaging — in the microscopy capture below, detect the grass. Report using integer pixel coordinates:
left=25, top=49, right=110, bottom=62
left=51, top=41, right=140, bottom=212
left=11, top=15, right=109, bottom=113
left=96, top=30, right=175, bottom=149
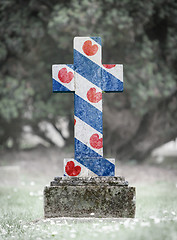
left=0, top=179, right=177, bottom=240
left=0, top=148, right=177, bottom=239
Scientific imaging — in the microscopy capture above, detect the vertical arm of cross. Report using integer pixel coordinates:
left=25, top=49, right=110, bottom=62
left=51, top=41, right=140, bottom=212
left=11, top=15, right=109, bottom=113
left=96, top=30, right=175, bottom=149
left=73, top=37, right=116, bottom=177
left=74, top=36, right=103, bottom=158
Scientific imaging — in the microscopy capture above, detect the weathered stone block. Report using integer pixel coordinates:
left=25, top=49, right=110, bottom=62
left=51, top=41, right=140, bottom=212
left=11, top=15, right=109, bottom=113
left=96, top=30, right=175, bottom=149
left=44, top=177, right=136, bottom=218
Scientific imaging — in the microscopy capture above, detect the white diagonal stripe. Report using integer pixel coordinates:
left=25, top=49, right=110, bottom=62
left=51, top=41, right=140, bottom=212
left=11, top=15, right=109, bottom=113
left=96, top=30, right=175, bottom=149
left=64, top=158, right=97, bottom=177
left=52, top=64, right=75, bottom=91
left=74, top=37, right=102, bottom=65
left=102, top=64, right=123, bottom=82
left=75, top=72, right=102, bottom=111
left=74, top=116, right=103, bottom=156
left=74, top=37, right=123, bottom=82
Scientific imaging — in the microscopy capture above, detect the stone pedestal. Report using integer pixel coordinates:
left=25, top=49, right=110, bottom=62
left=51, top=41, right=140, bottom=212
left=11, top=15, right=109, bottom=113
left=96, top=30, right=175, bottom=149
left=44, top=177, right=136, bottom=218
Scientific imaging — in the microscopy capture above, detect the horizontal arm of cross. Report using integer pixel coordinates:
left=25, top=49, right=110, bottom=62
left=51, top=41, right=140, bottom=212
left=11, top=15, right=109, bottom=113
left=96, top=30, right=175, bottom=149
left=52, top=63, right=123, bottom=93
left=102, top=64, right=123, bottom=92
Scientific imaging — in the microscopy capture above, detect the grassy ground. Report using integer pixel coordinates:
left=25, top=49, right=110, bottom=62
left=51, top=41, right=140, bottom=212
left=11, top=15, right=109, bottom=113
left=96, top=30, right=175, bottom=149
left=0, top=148, right=177, bottom=240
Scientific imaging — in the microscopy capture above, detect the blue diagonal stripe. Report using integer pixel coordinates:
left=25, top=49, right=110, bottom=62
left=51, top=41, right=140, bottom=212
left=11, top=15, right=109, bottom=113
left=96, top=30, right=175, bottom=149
left=75, top=137, right=101, bottom=159
left=53, top=79, right=73, bottom=92
left=74, top=94, right=103, bottom=134
left=66, top=64, right=74, bottom=70
left=74, top=49, right=102, bottom=89
left=90, top=37, right=101, bottom=46
left=74, top=49, right=123, bottom=92
left=102, top=68, right=123, bottom=92
left=75, top=138, right=115, bottom=176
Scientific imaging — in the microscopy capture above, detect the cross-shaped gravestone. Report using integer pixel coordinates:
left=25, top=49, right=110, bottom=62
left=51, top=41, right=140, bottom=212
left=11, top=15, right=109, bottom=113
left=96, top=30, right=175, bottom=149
left=52, top=37, right=123, bottom=177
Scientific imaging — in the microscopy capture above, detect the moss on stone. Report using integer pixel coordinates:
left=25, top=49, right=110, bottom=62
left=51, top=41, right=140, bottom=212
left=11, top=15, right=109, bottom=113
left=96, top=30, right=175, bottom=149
left=44, top=178, right=136, bottom=218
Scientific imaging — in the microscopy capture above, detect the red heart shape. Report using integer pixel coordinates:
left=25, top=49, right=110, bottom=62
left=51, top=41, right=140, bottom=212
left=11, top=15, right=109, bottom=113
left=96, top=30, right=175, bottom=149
left=90, top=134, right=103, bottom=149
left=87, top=88, right=102, bottom=103
left=103, top=64, right=116, bottom=69
left=82, top=40, right=98, bottom=56
left=58, top=68, right=74, bottom=83
left=65, top=161, right=81, bottom=176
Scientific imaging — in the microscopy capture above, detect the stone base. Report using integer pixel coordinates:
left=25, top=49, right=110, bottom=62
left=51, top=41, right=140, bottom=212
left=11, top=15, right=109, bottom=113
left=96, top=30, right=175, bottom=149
left=44, top=177, right=136, bottom=218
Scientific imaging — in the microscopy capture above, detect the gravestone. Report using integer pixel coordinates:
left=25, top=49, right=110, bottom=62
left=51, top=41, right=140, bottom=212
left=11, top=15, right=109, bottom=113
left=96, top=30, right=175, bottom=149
left=44, top=37, right=136, bottom=218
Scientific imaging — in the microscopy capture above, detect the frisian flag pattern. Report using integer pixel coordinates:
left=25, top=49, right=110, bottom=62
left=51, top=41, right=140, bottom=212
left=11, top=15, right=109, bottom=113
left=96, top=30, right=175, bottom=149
left=52, top=37, right=123, bottom=177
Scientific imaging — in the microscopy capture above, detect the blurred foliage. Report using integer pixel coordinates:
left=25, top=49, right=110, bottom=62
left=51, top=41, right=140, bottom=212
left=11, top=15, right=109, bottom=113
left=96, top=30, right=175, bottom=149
left=0, top=0, right=176, bottom=155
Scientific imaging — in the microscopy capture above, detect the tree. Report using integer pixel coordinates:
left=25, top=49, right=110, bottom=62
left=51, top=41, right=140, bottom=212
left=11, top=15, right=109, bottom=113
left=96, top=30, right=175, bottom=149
left=0, top=0, right=176, bottom=161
